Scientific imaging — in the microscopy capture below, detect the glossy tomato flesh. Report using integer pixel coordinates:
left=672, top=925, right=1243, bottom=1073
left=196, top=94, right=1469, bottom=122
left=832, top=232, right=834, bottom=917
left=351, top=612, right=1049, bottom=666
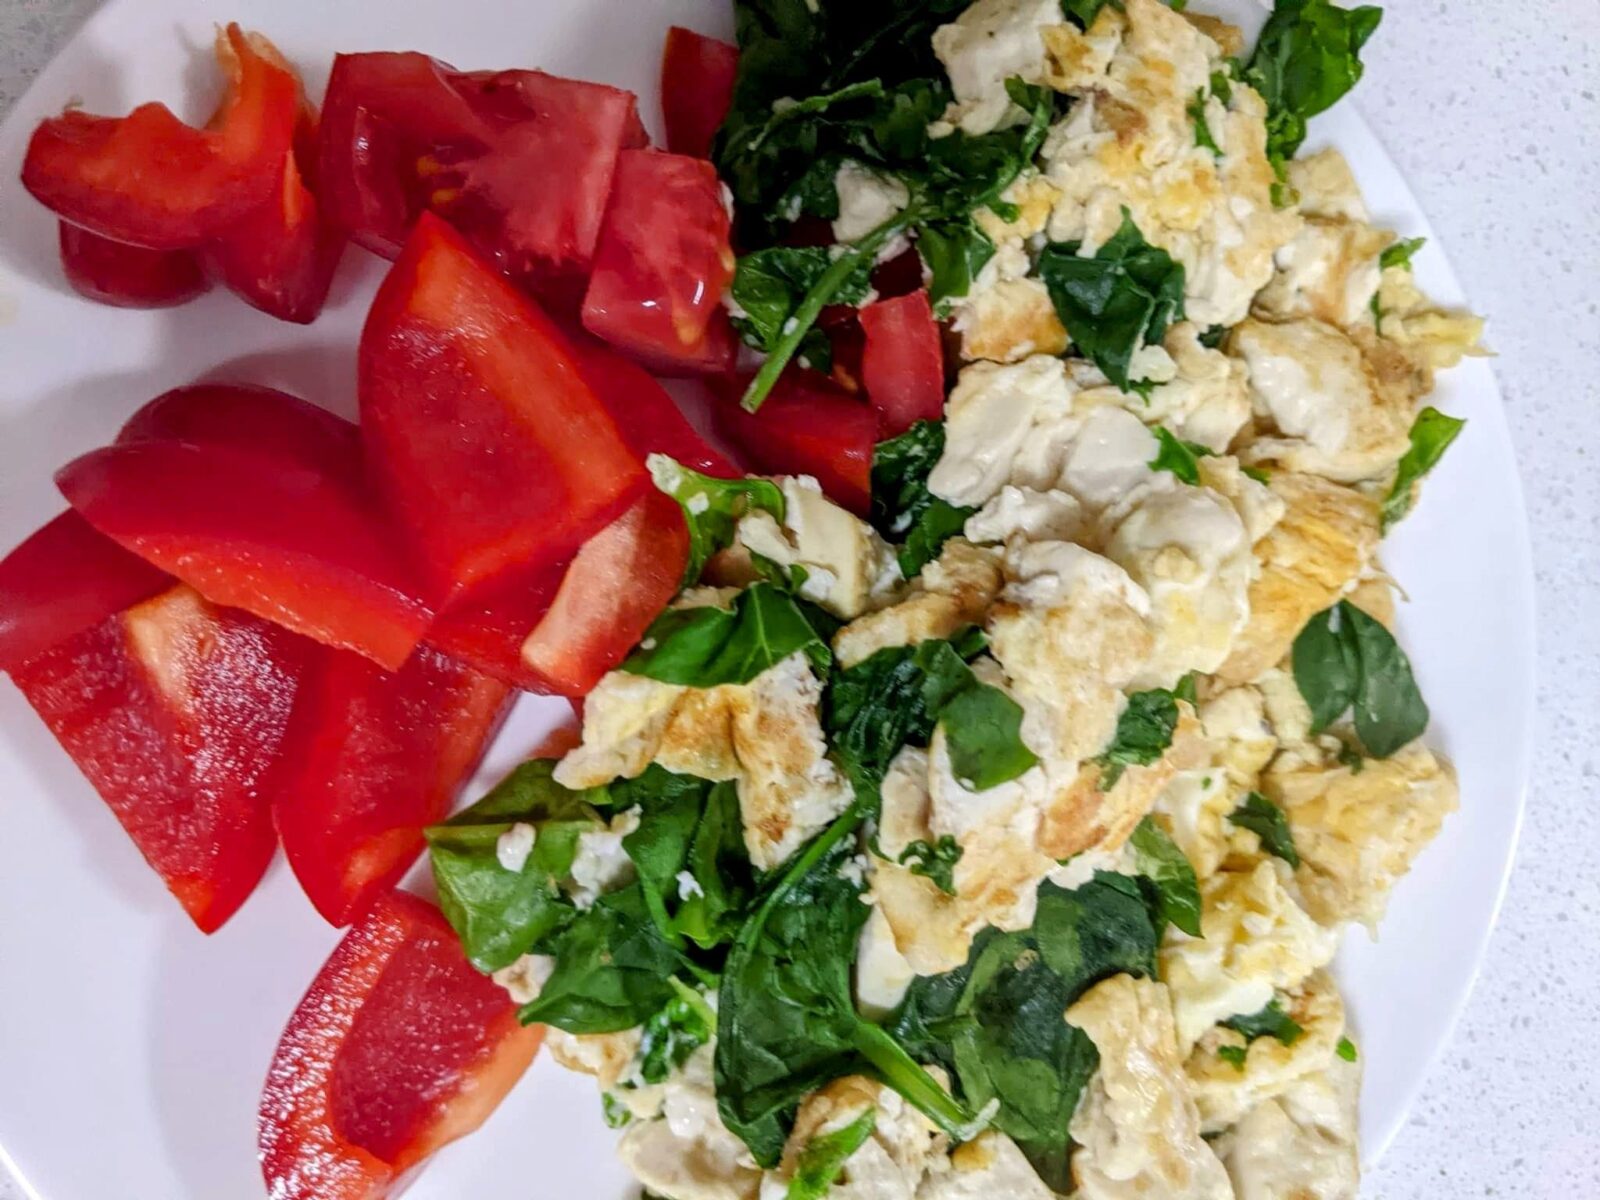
left=859, top=289, right=945, bottom=436
left=714, top=371, right=877, bottom=515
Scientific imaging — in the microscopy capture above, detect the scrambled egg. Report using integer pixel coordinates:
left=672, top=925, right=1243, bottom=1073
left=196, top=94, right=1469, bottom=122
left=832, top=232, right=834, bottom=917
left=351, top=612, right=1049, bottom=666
left=616, top=1043, right=763, bottom=1200
left=1159, top=859, right=1339, bottom=1053
left=1066, top=974, right=1234, bottom=1199
left=918, top=1132, right=1057, bottom=1200
left=833, top=539, right=1004, bottom=670
left=931, top=0, right=1068, bottom=136
left=761, top=1077, right=946, bottom=1200
left=1211, top=1053, right=1362, bottom=1200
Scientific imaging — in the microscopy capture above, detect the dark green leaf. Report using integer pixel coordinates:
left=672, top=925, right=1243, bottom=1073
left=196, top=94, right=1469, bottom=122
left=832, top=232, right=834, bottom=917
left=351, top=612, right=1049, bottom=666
left=650, top=456, right=787, bottom=587
left=1335, top=740, right=1366, bottom=774
left=634, top=980, right=716, bottom=1085
left=1218, top=1043, right=1249, bottom=1070
left=730, top=246, right=875, bottom=354
left=916, top=217, right=997, bottom=315
left=1380, top=235, right=1425, bottom=271
left=1038, top=209, right=1187, bottom=392
left=870, top=421, right=974, bottom=578
left=425, top=760, right=604, bottom=973
left=1148, top=427, right=1213, bottom=485
left=1127, top=817, right=1203, bottom=936
left=1291, top=601, right=1428, bottom=758
left=1245, top=0, right=1383, bottom=170
left=1242, top=464, right=1272, bottom=484
left=1173, top=670, right=1199, bottom=706
left=1223, top=997, right=1304, bottom=1046
left=1062, top=0, right=1114, bottom=28
left=1381, top=406, right=1465, bottom=532
left=520, top=884, right=686, bottom=1034
left=786, top=1107, right=877, bottom=1200
left=624, top=583, right=831, bottom=686
left=941, top=683, right=1039, bottom=791
left=1188, top=90, right=1222, bottom=157
left=602, top=1092, right=634, bottom=1128
left=1227, top=791, right=1301, bottom=868
left=898, top=835, right=964, bottom=895
left=1290, top=604, right=1362, bottom=734
left=1095, top=688, right=1181, bottom=788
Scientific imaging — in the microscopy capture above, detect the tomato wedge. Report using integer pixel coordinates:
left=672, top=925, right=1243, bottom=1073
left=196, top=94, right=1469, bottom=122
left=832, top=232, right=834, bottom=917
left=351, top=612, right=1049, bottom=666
left=259, top=891, right=542, bottom=1199
left=57, top=438, right=433, bottom=671
left=318, top=52, right=647, bottom=299
left=660, top=27, right=739, bottom=160
left=359, top=213, right=646, bottom=602
left=273, top=645, right=511, bottom=927
left=12, top=584, right=305, bottom=931
left=57, top=222, right=210, bottom=307
left=580, top=149, right=736, bottom=375
left=860, top=289, right=945, bottom=436
left=22, top=24, right=296, bottom=249
left=713, top=370, right=876, bottom=514
left=0, top=510, right=170, bottom=672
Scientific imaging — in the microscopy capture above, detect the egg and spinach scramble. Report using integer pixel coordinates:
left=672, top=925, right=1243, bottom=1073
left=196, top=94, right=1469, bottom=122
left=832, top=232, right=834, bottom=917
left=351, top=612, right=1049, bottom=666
left=425, top=0, right=1485, bottom=1196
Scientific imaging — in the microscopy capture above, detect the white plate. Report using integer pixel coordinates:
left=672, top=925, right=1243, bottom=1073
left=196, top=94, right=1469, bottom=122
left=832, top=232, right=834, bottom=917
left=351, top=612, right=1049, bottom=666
left=0, top=2, right=1535, bottom=1197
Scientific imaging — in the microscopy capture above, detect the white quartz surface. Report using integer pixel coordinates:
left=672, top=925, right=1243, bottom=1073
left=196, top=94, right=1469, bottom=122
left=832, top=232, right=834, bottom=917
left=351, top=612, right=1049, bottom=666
left=0, top=1, right=1596, bottom=1197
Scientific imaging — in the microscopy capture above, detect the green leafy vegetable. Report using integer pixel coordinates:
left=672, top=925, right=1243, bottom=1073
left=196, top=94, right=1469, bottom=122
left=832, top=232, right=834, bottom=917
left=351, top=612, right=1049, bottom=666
left=786, top=1107, right=877, bottom=1200
left=1291, top=600, right=1429, bottom=758
left=716, top=805, right=975, bottom=1166
left=602, top=1092, right=634, bottom=1128
left=1336, top=740, right=1366, bottom=774
left=1242, top=464, right=1272, bottom=484
left=1148, top=427, right=1213, bottom=484
left=1380, top=406, right=1466, bottom=532
left=649, top=455, right=787, bottom=588
left=425, top=760, right=607, bottom=972
left=1336, top=1035, right=1359, bottom=1061
left=1095, top=687, right=1182, bottom=788
left=1228, top=791, right=1301, bottom=867
left=870, top=421, right=973, bottom=578
left=941, top=684, right=1039, bottom=791
left=1062, top=0, right=1115, bottom=27
left=624, top=583, right=832, bottom=686
left=1188, top=90, right=1221, bottom=156
left=1244, top=0, right=1383, bottom=185
left=634, top=979, right=716, bottom=1085
left=729, top=246, right=875, bottom=355
left=1127, top=817, right=1203, bottom=936
left=889, top=873, right=1162, bottom=1190
left=1173, top=670, right=1200, bottom=706
left=898, top=836, right=964, bottom=896
left=1223, top=997, right=1304, bottom=1046
left=1038, top=209, right=1187, bottom=393
left=916, top=217, right=997, bottom=315
left=1379, top=235, right=1425, bottom=271
left=1217, top=1044, right=1249, bottom=1070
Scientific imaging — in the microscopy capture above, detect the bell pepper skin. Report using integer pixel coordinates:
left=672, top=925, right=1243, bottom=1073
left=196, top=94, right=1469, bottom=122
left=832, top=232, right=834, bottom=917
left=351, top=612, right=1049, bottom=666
left=11, top=584, right=306, bottom=932
left=56, top=222, right=210, bottom=308
left=0, top=510, right=170, bottom=673
left=660, top=27, right=738, bottom=160
left=359, top=213, right=646, bottom=603
left=258, top=891, right=543, bottom=1199
left=272, top=645, right=512, bottom=927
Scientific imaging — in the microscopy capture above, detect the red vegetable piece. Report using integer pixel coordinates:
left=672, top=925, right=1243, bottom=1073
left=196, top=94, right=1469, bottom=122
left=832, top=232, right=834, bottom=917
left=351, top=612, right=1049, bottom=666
left=116, top=382, right=362, bottom=474
left=12, top=584, right=304, bottom=931
left=359, top=213, right=646, bottom=602
left=859, top=290, right=945, bottom=436
left=273, top=645, right=511, bottom=926
left=259, top=891, right=542, bottom=1198
left=424, top=562, right=566, bottom=691
left=660, top=27, right=738, bottom=160
left=581, top=149, right=737, bottom=374
left=566, top=330, right=738, bottom=476
left=57, top=439, right=433, bottom=671
left=0, top=510, right=169, bottom=672
left=318, top=52, right=646, bottom=297
left=57, top=222, right=210, bottom=307
left=21, top=24, right=297, bottom=249
left=713, top=371, right=876, bottom=515
left=522, top=490, right=690, bottom=695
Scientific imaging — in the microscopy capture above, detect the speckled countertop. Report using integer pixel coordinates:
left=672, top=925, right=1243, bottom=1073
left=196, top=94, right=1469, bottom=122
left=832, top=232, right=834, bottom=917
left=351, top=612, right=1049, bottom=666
left=1, top=1, right=1596, bottom=1197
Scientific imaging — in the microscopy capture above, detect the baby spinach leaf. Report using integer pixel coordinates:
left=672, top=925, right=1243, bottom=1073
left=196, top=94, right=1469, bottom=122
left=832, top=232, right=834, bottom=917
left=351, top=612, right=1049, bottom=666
left=649, top=455, right=787, bottom=587
left=898, top=835, right=964, bottom=896
left=730, top=246, right=875, bottom=354
left=425, top=760, right=606, bottom=973
left=1380, top=406, right=1465, bottom=532
left=786, top=1107, right=877, bottom=1200
left=1127, top=817, right=1203, bottom=936
left=1336, top=1035, right=1359, bottom=1061
left=624, top=583, right=831, bottom=686
left=1148, top=427, right=1213, bottom=484
left=889, top=874, right=1161, bottom=1191
left=1038, top=210, right=1187, bottom=393
left=1095, top=687, right=1181, bottom=789
left=1244, top=0, right=1383, bottom=174
left=519, top=883, right=688, bottom=1034
left=1223, top=996, right=1303, bottom=1046
left=634, top=979, right=716, bottom=1085
left=1227, top=791, right=1301, bottom=867
left=941, top=684, right=1038, bottom=791
left=1062, top=0, right=1116, bottom=30
left=870, top=421, right=973, bottom=578
left=670, top=782, right=758, bottom=950
left=1291, top=601, right=1429, bottom=758
left=716, top=804, right=975, bottom=1166
left=1380, top=235, right=1425, bottom=271
left=1188, top=89, right=1222, bottom=156
left=916, top=216, right=997, bottom=315
left=1218, top=1043, right=1248, bottom=1070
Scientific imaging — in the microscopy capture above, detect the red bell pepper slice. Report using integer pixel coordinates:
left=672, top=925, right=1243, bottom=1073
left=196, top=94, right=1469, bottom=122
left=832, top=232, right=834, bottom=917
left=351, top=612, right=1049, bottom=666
left=12, top=584, right=304, bottom=931
left=273, top=645, right=511, bottom=927
left=0, top=510, right=169, bottom=672
left=660, top=27, right=739, bottom=160
left=259, top=891, right=543, bottom=1198
left=317, top=52, right=646, bottom=297
left=359, top=213, right=646, bottom=602
left=424, top=563, right=566, bottom=691
left=56, top=222, right=210, bottom=308
left=859, top=289, right=945, bottom=436
left=713, top=370, right=876, bottom=515
left=22, top=24, right=297, bottom=250
left=581, top=149, right=737, bottom=375
left=57, top=438, right=433, bottom=671
left=521, top=490, right=690, bottom=695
